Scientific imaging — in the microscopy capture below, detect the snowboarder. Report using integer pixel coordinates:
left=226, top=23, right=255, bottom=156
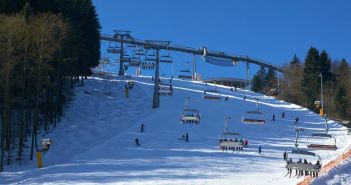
left=282, top=112, right=285, bottom=119
left=140, top=124, right=144, bottom=132
left=295, top=117, right=299, bottom=124
left=273, top=114, right=275, bottom=121
left=258, top=145, right=262, bottom=154
left=225, top=96, right=229, bottom=101
left=185, top=133, right=189, bottom=142
left=135, top=138, right=140, bottom=146
left=283, top=151, right=288, bottom=161
left=243, top=96, right=247, bottom=101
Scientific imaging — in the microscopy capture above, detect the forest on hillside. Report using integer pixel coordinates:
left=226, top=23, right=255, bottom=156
left=252, top=47, right=351, bottom=121
left=0, top=0, right=100, bottom=171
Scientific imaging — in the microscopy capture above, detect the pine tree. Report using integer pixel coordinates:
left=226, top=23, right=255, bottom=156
left=334, top=84, right=348, bottom=118
left=319, top=50, right=333, bottom=82
left=252, top=66, right=266, bottom=93
left=301, top=47, right=321, bottom=110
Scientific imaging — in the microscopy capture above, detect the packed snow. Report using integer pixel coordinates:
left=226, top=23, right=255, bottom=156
left=0, top=74, right=351, bottom=185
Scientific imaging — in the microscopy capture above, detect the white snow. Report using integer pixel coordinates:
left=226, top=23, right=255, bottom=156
left=0, top=74, right=350, bottom=185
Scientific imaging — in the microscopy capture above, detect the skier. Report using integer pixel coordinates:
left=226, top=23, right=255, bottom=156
left=135, top=138, right=140, bottom=146
left=258, top=145, right=262, bottom=154
left=282, top=112, right=285, bottom=119
left=185, top=133, right=189, bottom=142
left=243, top=96, right=247, bottom=101
left=244, top=139, right=249, bottom=147
left=283, top=151, right=288, bottom=161
left=295, top=117, right=299, bottom=124
left=225, top=96, right=229, bottom=101
left=273, top=114, right=275, bottom=121
left=140, top=123, right=144, bottom=132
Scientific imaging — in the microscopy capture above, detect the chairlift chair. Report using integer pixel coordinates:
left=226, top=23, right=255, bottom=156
left=160, top=54, right=173, bottom=63
left=142, top=62, right=155, bottom=70
left=180, top=97, right=200, bottom=124
left=158, top=83, right=173, bottom=96
left=180, top=109, right=200, bottom=124
left=218, top=136, right=244, bottom=151
left=241, top=111, right=265, bottom=124
left=306, top=136, right=337, bottom=150
left=129, top=59, right=141, bottom=67
left=285, top=149, right=322, bottom=175
left=203, top=90, right=221, bottom=100
left=178, top=62, right=193, bottom=80
left=223, top=116, right=240, bottom=135
left=107, top=43, right=121, bottom=53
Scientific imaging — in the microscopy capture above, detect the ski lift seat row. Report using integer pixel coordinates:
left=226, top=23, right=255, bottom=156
left=307, top=136, right=337, bottom=150
left=203, top=90, right=221, bottom=100
left=242, top=111, right=266, bottom=124
left=219, top=140, right=244, bottom=148
left=285, top=149, right=322, bottom=173
left=181, top=109, right=200, bottom=124
left=285, top=163, right=321, bottom=172
left=158, top=84, right=173, bottom=96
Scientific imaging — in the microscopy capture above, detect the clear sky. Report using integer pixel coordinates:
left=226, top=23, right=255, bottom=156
left=92, top=0, right=351, bottom=79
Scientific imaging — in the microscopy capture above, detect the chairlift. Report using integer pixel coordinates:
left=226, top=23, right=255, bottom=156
left=160, top=54, right=173, bottom=63
left=285, top=149, right=322, bottom=176
left=181, top=109, right=200, bottom=124
left=178, top=62, right=193, bottom=80
left=203, top=89, right=221, bottom=100
left=127, top=44, right=137, bottom=48
left=241, top=111, right=265, bottom=124
left=129, top=59, right=141, bottom=67
left=218, top=136, right=244, bottom=151
left=141, top=62, right=155, bottom=70
left=180, top=97, right=200, bottom=124
left=223, top=116, right=240, bottom=135
left=307, top=136, right=337, bottom=150
left=107, top=43, right=121, bottom=53
left=40, top=138, right=52, bottom=151
left=158, top=83, right=173, bottom=96
left=308, top=116, right=337, bottom=150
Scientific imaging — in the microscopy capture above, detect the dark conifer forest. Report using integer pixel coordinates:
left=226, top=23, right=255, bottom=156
left=0, top=0, right=100, bottom=171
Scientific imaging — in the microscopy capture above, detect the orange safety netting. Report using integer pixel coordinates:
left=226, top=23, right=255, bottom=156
left=297, top=148, right=351, bottom=185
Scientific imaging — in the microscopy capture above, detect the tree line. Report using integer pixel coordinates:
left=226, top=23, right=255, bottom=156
left=252, top=47, right=350, bottom=120
left=0, top=0, right=100, bottom=171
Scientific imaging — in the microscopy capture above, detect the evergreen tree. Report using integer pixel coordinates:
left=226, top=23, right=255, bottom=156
left=290, top=54, right=301, bottom=66
left=334, top=84, right=348, bottom=118
left=319, top=50, right=332, bottom=82
left=301, top=47, right=321, bottom=110
left=252, top=66, right=266, bottom=93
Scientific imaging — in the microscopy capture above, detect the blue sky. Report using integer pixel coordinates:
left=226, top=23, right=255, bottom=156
left=93, top=0, right=351, bottom=79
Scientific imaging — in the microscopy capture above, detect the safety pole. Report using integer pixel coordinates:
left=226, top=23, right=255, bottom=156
left=125, top=85, right=129, bottom=98
left=36, top=149, right=43, bottom=168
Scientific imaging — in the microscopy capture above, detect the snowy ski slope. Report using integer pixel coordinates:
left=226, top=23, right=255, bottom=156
left=0, top=74, right=350, bottom=185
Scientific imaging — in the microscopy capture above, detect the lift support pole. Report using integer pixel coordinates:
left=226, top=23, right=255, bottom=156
left=118, top=37, right=124, bottom=76
left=152, top=49, right=160, bottom=108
